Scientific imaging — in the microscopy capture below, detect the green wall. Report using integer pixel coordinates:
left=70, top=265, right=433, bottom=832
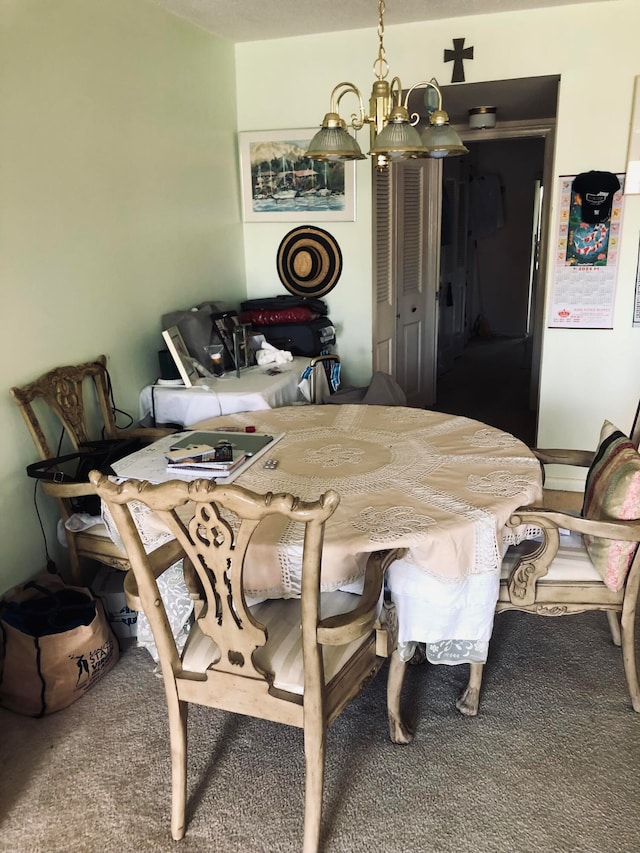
left=4, top=0, right=640, bottom=593
left=1, top=0, right=245, bottom=592
left=236, top=0, right=640, bottom=464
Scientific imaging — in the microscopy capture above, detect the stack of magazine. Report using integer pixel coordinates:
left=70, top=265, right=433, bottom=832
left=164, top=430, right=281, bottom=480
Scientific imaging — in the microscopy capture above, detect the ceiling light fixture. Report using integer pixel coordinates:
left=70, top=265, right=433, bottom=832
left=305, top=0, right=468, bottom=167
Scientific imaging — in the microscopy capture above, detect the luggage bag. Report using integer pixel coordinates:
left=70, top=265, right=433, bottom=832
left=251, top=317, right=336, bottom=357
left=240, top=295, right=328, bottom=317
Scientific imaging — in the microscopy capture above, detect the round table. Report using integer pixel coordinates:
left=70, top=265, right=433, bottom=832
left=186, top=404, right=544, bottom=665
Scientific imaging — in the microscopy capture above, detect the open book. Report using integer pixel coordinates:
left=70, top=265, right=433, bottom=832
left=166, top=451, right=248, bottom=478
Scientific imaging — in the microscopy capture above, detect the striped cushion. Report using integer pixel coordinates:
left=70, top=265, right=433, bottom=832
left=181, top=590, right=373, bottom=695
left=501, top=531, right=602, bottom=582
left=582, top=421, right=640, bottom=591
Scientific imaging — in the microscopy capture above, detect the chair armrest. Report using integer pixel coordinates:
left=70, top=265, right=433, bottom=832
left=41, top=480, right=97, bottom=500
left=510, top=507, right=640, bottom=542
left=504, top=507, right=640, bottom=605
left=533, top=448, right=595, bottom=468
left=316, top=549, right=402, bottom=646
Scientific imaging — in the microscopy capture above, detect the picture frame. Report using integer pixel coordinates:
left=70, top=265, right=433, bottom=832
left=212, top=311, right=238, bottom=370
left=626, top=75, right=640, bottom=195
left=239, top=128, right=356, bottom=222
left=162, top=327, right=200, bottom=387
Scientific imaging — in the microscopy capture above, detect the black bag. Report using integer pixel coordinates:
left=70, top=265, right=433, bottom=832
left=26, top=437, right=144, bottom=515
left=251, top=317, right=336, bottom=357
left=2, top=582, right=97, bottom=637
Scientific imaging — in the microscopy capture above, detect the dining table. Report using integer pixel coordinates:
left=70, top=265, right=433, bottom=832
left=111, top=403, right=543, bottom=689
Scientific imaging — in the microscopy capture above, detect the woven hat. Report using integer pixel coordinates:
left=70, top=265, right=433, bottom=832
left=276, top=226, right=342, bottom=298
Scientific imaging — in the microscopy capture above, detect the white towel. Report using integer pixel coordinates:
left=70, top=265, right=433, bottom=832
left=256, top=342, right=293, bottom=365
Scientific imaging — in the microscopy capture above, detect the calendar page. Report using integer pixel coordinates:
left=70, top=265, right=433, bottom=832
left=548, top=173, right=625, bottom=329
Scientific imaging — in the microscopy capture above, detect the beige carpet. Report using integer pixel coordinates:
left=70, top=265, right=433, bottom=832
left=1, top=610, right=640, bottom=853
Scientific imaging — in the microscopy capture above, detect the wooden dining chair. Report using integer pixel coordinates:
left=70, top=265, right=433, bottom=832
left=308, top=354, right=407, bottom=407
left=308, top=354, right=341, bottom=403
left=91, top=472, right=398, bottom=853
left=11, top=355, right=178, bottom=583
left=455, top=417, right=640, bottom=718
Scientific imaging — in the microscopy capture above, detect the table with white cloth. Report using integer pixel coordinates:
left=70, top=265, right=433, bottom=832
left=138, top=357, right=308, bottom=427
left=113, top=404, right=543, bottom=668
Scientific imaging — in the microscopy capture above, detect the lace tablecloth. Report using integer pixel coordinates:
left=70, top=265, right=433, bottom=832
left=111, top=404, right=543, bottom=665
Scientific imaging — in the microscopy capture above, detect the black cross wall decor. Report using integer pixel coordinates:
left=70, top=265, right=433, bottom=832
left=444, top=38, right=474, bottom=83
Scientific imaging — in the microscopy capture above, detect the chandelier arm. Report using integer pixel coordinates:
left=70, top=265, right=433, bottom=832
left=402, top=80, right=444, bottom=113
left=330, top=82, right=367, bottom=130
left=389, top=76, right=404, bottom=108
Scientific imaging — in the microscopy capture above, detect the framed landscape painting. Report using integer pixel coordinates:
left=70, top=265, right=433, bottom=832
left=239, top=128, right=356, bottom=222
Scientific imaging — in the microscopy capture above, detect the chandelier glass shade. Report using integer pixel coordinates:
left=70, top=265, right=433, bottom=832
left=421, top=119, right=470, bottom=159
left=305, top=0, right=468, bottom=167
left=305, top=115, right=367, bottom=162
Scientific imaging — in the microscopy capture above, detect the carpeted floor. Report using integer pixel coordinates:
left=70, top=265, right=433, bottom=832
left=434, top=336, right=536, bottom=446
left=1, top=609, right=639, bottom=853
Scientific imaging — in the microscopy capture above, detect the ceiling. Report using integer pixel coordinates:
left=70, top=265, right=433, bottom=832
left=149, top=0, right=607, bottom=43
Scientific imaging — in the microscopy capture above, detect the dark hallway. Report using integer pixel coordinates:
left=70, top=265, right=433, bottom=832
left=431, top=335, right=537, bottom=446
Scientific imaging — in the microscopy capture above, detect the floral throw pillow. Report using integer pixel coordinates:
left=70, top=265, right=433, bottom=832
left=582, top=420, right=640, bottom=591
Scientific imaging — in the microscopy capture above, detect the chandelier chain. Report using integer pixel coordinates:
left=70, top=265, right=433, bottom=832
left=373, top=0, right=389, bottom=81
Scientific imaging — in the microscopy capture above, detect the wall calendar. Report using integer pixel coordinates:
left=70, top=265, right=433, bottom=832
left=548, top=173, right=625, bottom=329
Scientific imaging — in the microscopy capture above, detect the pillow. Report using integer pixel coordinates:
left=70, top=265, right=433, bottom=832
left=582, top=420, right=640, bottom=591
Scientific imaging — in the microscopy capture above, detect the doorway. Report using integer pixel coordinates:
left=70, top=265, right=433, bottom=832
left=372, top=75, right=559, bottom=444
left=435, top=134, right=546, bottom=445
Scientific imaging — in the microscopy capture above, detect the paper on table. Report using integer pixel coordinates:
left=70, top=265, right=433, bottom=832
left=112, top=431, right=284, bottom=484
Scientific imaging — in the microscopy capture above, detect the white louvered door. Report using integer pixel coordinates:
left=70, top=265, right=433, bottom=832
left=373, top=159, right=441, bottom=407
left=372, top=164, right=395, bottom=375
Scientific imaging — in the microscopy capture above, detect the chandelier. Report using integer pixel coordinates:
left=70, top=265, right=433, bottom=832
left=306, top=0, right=468, bottom=167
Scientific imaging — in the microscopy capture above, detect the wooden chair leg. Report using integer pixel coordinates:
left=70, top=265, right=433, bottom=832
left=387, top=649, right=413, bottom=744
left=607, top=610, right=622, bottom=647
left=302, top=714, right=325, bottom=853
left=64, top=530, right=84, bottom=585
left=455, top=662, right=484, bottom=716
left=620, top=606, right=640, bottom=712
left=167, top=697, right=189, bottom=840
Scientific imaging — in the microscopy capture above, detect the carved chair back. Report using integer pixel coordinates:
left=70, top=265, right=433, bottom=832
left=91, top=472, right=396, bottom=852
left=10, top=355, right=117, bottom=461
left=9, top=355, right=179, bottom=582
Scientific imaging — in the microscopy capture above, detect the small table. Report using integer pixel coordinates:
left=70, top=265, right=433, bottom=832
left=138, top=358, right=307, bottom=427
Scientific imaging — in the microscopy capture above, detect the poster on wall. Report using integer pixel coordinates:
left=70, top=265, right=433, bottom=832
left=548, top=173, right=625, bottom=329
